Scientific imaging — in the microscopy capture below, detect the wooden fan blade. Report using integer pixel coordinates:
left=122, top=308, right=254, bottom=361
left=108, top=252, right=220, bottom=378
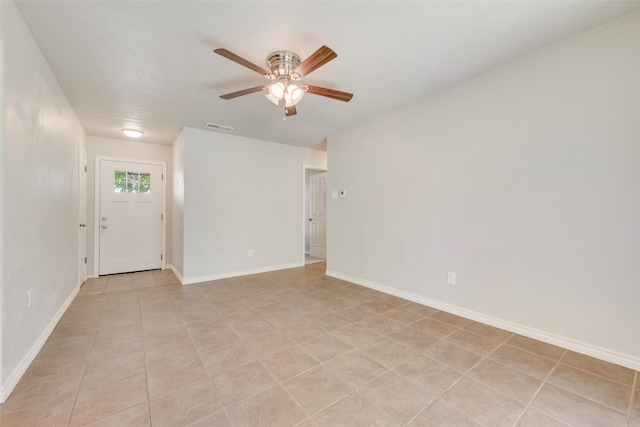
left=214, top=48, right=269, bottom=76
left=294, top=45, right=337, bottom=78
left=285, top=105, right=297, bottom=116
left=306, top=85, right=353, bottom=102
left=219, top=86, right=265, bottom=100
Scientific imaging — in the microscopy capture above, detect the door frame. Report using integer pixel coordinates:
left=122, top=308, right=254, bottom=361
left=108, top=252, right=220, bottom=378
left=78, top=144, right=87, bottom=286
left=94, top=156, right=167, bottom=276
left=302, top=164, right=327, bottom=263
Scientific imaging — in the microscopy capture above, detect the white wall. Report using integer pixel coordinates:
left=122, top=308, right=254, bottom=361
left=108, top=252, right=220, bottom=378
left=181, top=127, right=326, bottom=283
left=1, top=1, right=86, bottom=400
left=171, top=130, right=185, bottom=280
left=327, top=11, right=640, bottom=369
left=86, top=135, right=172, bottom=277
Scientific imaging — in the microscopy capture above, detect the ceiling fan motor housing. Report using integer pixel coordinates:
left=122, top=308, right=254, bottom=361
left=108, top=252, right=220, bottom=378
left=267, top=51, right=302, bottom=80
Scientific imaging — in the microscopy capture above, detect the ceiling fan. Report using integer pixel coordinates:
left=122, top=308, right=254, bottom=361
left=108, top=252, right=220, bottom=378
left=214, top=45, right=353, bottom=117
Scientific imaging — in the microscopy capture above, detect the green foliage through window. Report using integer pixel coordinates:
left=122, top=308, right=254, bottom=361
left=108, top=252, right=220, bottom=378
left=114, top=170, right=151, bottom=194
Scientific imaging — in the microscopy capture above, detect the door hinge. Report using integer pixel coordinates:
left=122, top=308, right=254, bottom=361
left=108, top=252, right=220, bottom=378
left=84, top=257, right=87, bottom=264
left=162, top=173, right=164, bottom=180
left=161, top=213, right=163, bottom=220
left=160, top=254, right=163, bottom=260
left=84, top=165, right=87, bottom=172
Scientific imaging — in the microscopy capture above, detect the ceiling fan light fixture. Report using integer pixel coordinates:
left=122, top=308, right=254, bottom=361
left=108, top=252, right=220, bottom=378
left=265, top=93, right=280, bottom=105
left=122, top=129, right=143, bottom=138
left=288, top=84, right=304, bottom=103
left=269, top=82, right=285, bottom=99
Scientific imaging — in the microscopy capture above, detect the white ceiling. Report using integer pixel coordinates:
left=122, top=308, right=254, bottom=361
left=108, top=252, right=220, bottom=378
left=15, top=1, right=640, bottom=150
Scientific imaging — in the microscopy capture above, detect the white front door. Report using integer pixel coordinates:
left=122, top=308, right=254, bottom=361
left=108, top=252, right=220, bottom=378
left=309, top=172, right=327, bottom=259
left=99, top=159, right=164, bottom=275
left=78, top=146, right=87, bottom=286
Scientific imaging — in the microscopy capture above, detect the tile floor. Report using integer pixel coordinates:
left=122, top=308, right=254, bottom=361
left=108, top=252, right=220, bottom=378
left=0, top=263, right=638, bottom=426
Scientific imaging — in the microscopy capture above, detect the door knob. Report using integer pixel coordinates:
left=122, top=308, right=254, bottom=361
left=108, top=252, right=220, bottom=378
left=102, top=217, right=107, bottom=221
left=308, top=218, right=312, bottom=221
left=101, top=225, right=107, bottom=229
left=79, top=223, right=86, bottom=228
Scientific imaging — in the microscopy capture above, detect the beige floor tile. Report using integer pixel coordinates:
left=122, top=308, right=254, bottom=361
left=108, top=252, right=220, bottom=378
left=633, top=387, right=640, bottom=419
left=506, top=335, right=566, bottom=361
left=0, top=391, right=75, bottom=427
left=422, top=340, right=482, bottom=373
left=69, top=374, right=147, bottom=426
left=144, top=335, right=199, bottom=371
left=283, top=365, right=354, bottom=416
left=280, top=322, right=327, bottom=343
left=384, top=307, right=425, bottom=325
left=324, top=350, right=388, bottom=389
left=437, top=377, right=525, bottom=426
left=147, top=354, right=208, bottom=398
left=81, top=350, right=145, bottom=390
left=359, top=371, right=440, bottom=424
left=260, top=310, right=307, bottom=329
left=1, top=369, right=83, bottom=416
left=313, top=392, right=398, bottom=426
left=463, top=321, right=513, bottom=342
left=311, top=313, right=354, bottom=331
left=430, top=311, right=473, bottom=328
left=410, top=317, right=458, bottom=338
left=338, top=305, right=376, bottom=322
left=531, top=384, right=627, bottom=426
left=358, top=299, right=398, bottom=314
left=199, top=342, right=257, bottom=376
left=559, top=351, right=635, bottom=386
left=394, top=355, right=462, bottom=393
left=149, top=378, right=223, bottom=427
left=387, top=326, right=439, bottom=353
left=4, top=266, right=639, bottom=427
left=332, top=323, right=380, bottom=347
left=515, top=408, right=570, bottom=426
left=301, top=333, right=353, bottom=362
left=357, top=314, right=404, bottom=335
left=409, top=398, right=483, bottom=426
left=444, top=329, right=502, bottom=356
left=402, top=302, right=439, bottom=317
left=245, top=331, right=296, bottom=358
left=468, top=358, right=542, bottom=403
left=186, top=410, right=233, bottom=427
left=226, top=385, right=307, bottom=427
left=490, top=344, right=558, bottom=379
left=359, top=337, right=413, bottom=369
left=547, top=363, right=631, bottom=412
left=263, top=346, right=320, bottom=381
left=212, top=361, right=277, bottom=406
left=84, top=403, right=150, bottom=427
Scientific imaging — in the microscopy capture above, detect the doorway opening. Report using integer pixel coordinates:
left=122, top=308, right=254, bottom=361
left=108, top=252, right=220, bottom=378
left=303, top=165, right=327, bottom=265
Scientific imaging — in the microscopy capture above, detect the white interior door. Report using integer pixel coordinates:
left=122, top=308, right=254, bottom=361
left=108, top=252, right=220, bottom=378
left=309, top=172, right=327, bottom=259
left=78, top=146, right=87, bottom=286
left=99, top=159, right=163, bottom=275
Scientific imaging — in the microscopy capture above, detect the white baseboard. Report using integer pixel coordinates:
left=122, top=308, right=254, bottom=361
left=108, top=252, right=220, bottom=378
left=326, top=270, right=640, bottom=372
left=164, top=264, right=184, bottom=284
left=0, top=285, right=80, bottom=403
left=183, top=262, right=304, bottom=285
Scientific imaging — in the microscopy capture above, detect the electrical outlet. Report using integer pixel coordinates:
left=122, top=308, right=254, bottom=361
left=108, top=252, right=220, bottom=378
left=27, top=288, right=33, bottom=307
left=447, top=272, right=456, bottom=285
left=248, top=249, right=253, bottom=258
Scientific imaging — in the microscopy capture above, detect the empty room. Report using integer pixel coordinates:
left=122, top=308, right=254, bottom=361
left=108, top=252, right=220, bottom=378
left=0, top=1, right=639, bottom=426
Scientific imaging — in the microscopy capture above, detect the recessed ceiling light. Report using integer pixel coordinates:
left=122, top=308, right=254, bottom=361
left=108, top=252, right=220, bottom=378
left=122, top=129, right=143, bottom=138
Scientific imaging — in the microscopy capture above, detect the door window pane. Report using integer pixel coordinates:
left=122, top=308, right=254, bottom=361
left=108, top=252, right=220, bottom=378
left=114, top=170, right=151, bottom=194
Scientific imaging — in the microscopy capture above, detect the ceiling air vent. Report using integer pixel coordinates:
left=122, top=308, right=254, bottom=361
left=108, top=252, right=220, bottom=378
left=204, top=122, right=234, bottom=133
